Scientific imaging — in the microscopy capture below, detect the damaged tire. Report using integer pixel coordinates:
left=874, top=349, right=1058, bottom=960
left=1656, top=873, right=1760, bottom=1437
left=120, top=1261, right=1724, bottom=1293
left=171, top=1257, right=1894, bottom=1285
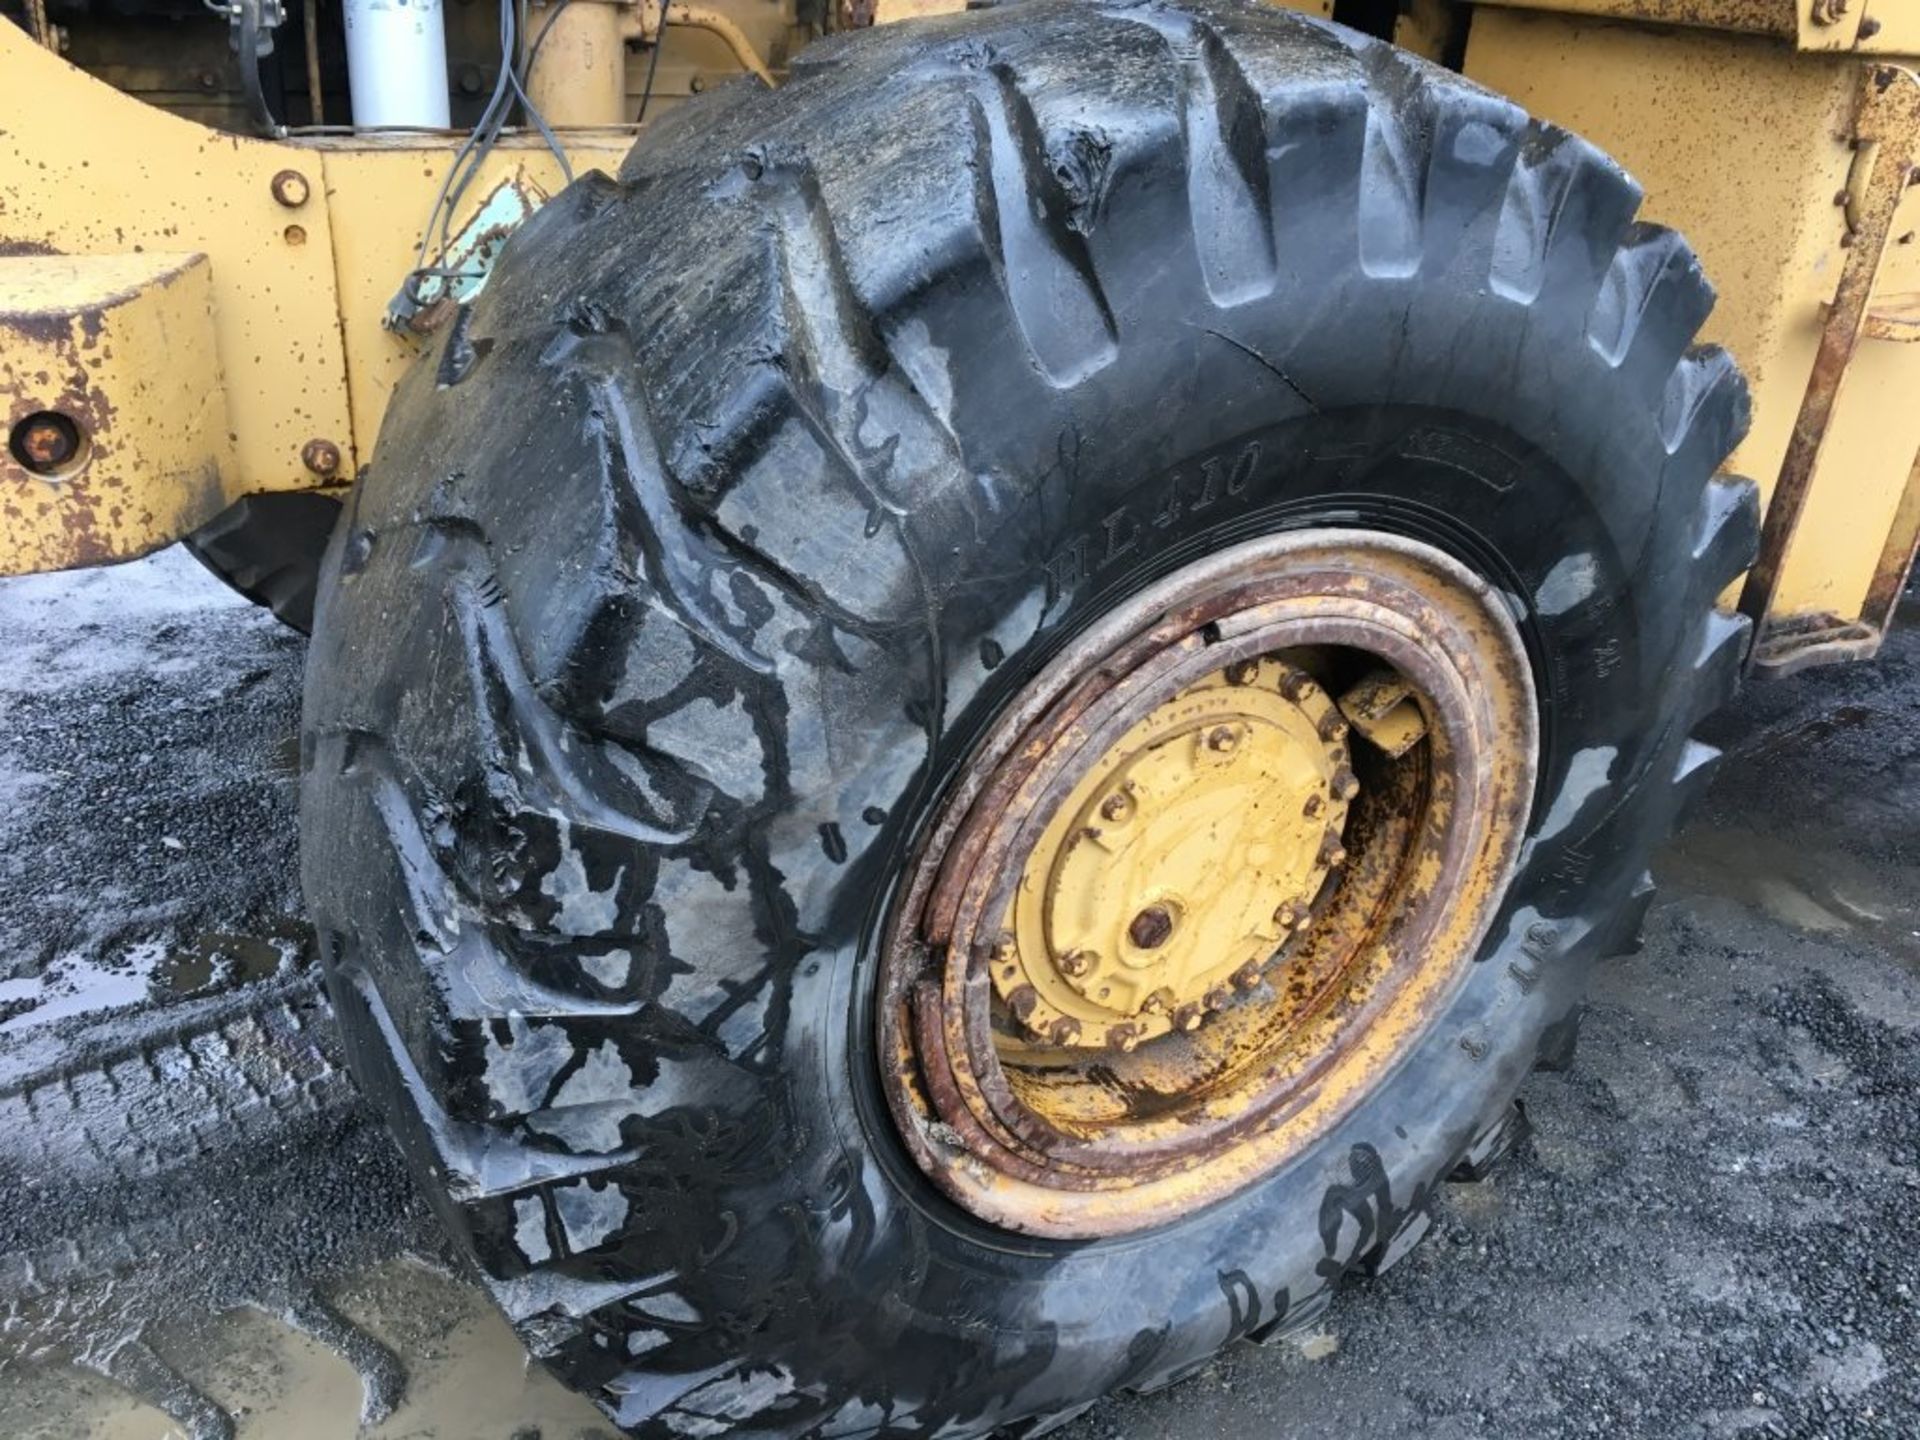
left=299, top=1, right=1758, bottom=1433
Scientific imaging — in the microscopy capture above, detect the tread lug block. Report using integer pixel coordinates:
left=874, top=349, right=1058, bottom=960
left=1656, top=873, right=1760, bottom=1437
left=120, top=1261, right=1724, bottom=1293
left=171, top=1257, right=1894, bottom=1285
left=1489, top=128, right=1639, bottom=311
left=1659, top=344, right=1751, bottom=466
left=1359, top=1204, right=1433, bottom=1278
left=1692, top=474, right=1763, bottom=601
left=965, top=63, right=1118, bottom=387
left=1587, top=222, right=1715, bottom=394
left=1671, top=736, right=1722, bottom=824
left=1120, top=8, right=1279, bottom=308
left=1000, top=1400, right=1098, bottom=1438
left=1125, top=1352, right=1216, bottom=1398
left=1247, top=1285, right=1332, bottom=1347
left=1447, top=1100, right=1532, bottom=1183
left=1356, top=48, right=1435, bottom=281
left=1533, top=1004, right=1585, bottom=1073
left=1417, top=90, right=1527, bottom=279
left=1691, top=608, right=1751, bottom=725
left=1600, top=869, right=1659, bottom=958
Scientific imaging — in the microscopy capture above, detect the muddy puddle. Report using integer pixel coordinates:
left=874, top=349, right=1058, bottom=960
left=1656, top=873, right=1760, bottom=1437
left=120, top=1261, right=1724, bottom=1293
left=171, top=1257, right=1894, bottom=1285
left=0, top=1260, right=616, bottom=1439
left=0, top=922, right=308, bottom=1035
left=1660, top=821, right=1920, bottom=970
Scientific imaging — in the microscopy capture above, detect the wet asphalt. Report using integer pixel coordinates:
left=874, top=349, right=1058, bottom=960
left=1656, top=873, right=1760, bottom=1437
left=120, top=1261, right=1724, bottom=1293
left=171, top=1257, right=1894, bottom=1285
left=0, top=547, right=1916, bottom=1439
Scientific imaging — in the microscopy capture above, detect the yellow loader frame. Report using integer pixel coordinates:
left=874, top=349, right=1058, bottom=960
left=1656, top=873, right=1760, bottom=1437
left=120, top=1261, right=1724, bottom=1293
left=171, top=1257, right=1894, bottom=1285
left=3, top=0, right=1918, bottom=675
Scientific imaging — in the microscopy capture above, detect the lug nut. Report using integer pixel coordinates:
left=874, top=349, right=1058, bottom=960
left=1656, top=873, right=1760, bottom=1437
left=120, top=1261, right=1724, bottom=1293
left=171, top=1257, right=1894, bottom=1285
left=1107, top=1022, right=1143, bottom=1052
left=1057, top=948, right=1095, bottom=978
left=1205, top=985, right=1232, bottom=1012
left=1048, top=1017, right=1082, bottom=1046
left=1320, top=832, right=1349, bottom=869
left=1206, top=725, right=1239, bottom=754
left=1279, top=670, right=1316, bottom=701
left=989, top=932, right=1016, bottom=963
left=1142, top=988, right=1176, bottom=1015
left=1318, top=713, right=1349, bottom=743
left=1331, top=768, right=1361, bottom=801
left=1232, top=961, right=1264, bottom=991
left=1303, top=793, right=1325, bottom=819
left=1007, top=985, right=1040, bottom=1023
left=1273, top=900, right=1303, bottom=930
left=1099, top=790, right=1133, bottom=823
left=1172, top=1003, right=1205, bottom=1033
left=1225, top=659, right=1260, bottom=686
left=1127, top=906, right=1174, bottom=950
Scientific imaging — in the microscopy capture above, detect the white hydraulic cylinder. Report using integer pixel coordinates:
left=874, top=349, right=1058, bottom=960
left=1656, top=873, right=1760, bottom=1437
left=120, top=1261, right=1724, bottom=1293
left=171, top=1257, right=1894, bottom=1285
left=343, top=0, right=452, bottom=129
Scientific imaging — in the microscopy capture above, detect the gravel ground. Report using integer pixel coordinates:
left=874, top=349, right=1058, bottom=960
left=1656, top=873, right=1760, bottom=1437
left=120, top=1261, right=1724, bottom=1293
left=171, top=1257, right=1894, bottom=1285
left=0, top=548, right=1915, bottom=1439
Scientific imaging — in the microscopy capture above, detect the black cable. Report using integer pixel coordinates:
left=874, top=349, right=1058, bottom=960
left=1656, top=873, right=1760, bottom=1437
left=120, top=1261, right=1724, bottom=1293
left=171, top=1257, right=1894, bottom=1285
left=524, top=0, right=574, bottom=76
left=637, top=0, right=666, bottom=124
left=235, top=0, right=285, bottom=137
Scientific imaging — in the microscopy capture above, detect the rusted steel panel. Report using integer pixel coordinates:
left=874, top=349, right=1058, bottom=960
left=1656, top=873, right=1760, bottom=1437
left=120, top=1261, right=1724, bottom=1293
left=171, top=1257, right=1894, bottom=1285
left=0, top=253, right=236, bottom=573
left=1472, top=0, right=1919, bottom=55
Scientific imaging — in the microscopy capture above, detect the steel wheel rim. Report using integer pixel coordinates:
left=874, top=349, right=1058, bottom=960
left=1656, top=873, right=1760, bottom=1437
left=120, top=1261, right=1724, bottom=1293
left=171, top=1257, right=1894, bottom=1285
left=878, top=530, right=1539, bottom=1238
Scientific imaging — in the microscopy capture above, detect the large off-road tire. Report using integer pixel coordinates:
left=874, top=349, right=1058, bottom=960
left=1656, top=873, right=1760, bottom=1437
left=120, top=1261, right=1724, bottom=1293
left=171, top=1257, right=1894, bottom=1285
left=299, top=1, right=1759, bottom=1433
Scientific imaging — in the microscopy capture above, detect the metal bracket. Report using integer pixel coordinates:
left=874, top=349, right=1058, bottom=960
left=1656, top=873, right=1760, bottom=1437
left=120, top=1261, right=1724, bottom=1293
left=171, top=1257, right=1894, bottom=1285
left=1741, top=62, right=1920, bottom=676
left=217, top=0, right=289, bottom=137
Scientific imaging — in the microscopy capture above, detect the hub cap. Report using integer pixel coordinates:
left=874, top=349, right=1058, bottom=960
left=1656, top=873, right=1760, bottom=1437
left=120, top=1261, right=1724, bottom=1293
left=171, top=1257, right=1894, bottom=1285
left=996, top=658, right=1355, bottom=1048
left=878, top=530, right=1538, bottom=1238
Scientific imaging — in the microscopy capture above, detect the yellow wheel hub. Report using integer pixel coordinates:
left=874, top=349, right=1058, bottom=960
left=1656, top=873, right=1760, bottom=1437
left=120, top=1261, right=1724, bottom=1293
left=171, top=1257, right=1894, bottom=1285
left=996, top=658, right=1356, bottom=1048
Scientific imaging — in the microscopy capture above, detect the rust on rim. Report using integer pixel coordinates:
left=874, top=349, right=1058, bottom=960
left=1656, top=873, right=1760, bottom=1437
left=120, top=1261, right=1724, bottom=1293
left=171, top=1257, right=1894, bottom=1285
left=877, top=530, right=1538, bottom=1238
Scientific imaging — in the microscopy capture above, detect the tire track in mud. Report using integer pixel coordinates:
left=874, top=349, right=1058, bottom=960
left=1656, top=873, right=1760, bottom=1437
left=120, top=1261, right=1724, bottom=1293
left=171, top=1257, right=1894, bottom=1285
left=0, top=550, right=439, bottom=1437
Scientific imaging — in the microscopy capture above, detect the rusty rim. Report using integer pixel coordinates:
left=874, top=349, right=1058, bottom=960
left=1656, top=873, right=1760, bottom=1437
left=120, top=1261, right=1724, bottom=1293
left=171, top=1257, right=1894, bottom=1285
left=877, top=530, right=1538, bottom=1237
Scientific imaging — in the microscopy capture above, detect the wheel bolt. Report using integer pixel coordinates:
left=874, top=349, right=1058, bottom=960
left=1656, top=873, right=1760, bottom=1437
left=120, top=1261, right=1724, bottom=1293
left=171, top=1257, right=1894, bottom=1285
left=989, top=932, right=1016, bottom=963
left=1279, top=671, right=1316, bottom=701
left=1099, top=790, right=1133, bottom=823
left=1232, top=961, right=1264, bottom=991
left=1303, top=793, right=1324, bottom=819
left=1331, top=768, right=1361, bottom=801
left=1320, top=832, right=1348, bottom=869
left=1142, top=988, right=1176, bottom=1015
left=1107, top=1022, right=1143, bottom=1052
left=1057, top=948, right=1095, bottom=978
left=1273, top=900, right=1303, bottom=929
left=1048, top=1017, right=1082, bottom=1046
left=1319, top=713, right=1349, bottom=743
left=1172, top=1003, right=1205, bottom=1033
left=1225, top=659, right=1260, bottom=686
left=1127, top=905, right=1174, bottom=950
left=1007, top=985, right=1040, bottom=1023
left=1206, top=725, right=1239, bottom=754
left=1205, top=985, right=1232, bottom=1011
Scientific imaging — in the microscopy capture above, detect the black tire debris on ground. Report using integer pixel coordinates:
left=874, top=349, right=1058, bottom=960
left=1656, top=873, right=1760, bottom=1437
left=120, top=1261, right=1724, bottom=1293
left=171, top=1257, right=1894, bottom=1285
left=0, top=549, right=1916, bottom=1438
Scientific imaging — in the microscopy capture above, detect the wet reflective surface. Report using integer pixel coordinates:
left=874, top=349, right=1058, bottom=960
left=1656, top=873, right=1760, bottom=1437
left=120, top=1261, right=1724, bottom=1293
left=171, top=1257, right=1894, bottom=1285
left=2, top=549, right=1917, bottom=1438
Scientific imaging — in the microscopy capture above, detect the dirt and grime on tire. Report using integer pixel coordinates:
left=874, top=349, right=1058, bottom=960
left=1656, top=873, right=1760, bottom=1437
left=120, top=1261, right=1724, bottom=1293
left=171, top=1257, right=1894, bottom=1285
left=1, top=548, right=1916, bottom=1439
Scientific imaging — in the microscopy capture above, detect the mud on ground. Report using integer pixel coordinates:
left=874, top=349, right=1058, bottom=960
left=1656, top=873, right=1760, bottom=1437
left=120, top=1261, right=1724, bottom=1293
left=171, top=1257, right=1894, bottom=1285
left=0, top=549, right=1916, bottom=1439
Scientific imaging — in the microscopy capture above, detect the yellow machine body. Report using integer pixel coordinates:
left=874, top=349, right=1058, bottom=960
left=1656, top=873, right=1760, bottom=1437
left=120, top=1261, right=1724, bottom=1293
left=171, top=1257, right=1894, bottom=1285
left=1, top=0, right=1917, bottom=675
